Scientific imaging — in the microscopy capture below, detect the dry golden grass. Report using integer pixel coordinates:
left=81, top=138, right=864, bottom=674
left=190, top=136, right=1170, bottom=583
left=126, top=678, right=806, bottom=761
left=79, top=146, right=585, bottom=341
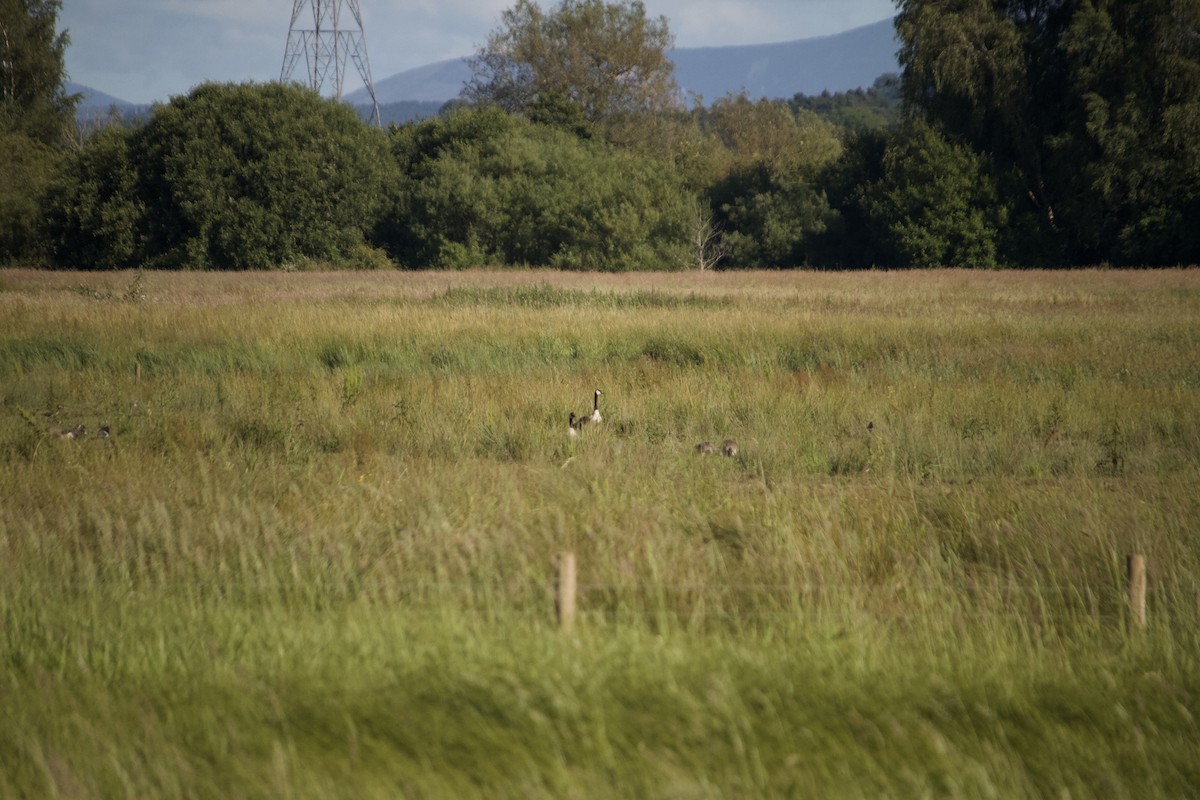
left=6, top=264, right=1198, bottom=304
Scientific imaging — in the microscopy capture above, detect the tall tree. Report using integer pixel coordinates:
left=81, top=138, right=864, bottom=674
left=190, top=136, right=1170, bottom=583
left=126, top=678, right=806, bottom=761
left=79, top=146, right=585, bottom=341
left=704, top=95, right=841, bottom=174
left=897, top=0, right=1070, bottom=237
left=817, top=122, right=1004, bottom=268
left=463, top=0, right=680, bottom=145
left=40, top=124, right=142, bottom=269
left=0, top=0, right=77, bottom=144
left=1058, top=0, right=1200, bottom=263
left=0, top=0, right=76, bottom=262
left=863, top=120, right=1002, bottom=268
left=0, top=130, right=55, bottom=261
left=703, top=96, right=843, bottom=267
left=897, top=0, right=1200, bottom=265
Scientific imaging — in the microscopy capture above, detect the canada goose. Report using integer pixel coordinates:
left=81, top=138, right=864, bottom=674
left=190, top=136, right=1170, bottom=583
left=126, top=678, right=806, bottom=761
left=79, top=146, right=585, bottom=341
left=590, top=389, right=603, bottom=423
left=866, top=421, right=874, bottom=434
left=568, top=412, right=583, bottom=438
left=696, top=441, right=715, bottom=455
left=721, top=438, right=739, bottom=457
left=97, top=425, right=111, bottom=438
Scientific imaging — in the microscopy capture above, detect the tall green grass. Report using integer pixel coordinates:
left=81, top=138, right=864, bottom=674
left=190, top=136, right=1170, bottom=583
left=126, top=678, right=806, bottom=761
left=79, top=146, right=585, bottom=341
left=2, top=269, right=1199, bottom=797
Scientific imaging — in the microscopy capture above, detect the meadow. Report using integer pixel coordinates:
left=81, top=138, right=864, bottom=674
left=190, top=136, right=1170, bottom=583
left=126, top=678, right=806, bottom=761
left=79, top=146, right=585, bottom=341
left=1, top=267, right=1198, bottom=798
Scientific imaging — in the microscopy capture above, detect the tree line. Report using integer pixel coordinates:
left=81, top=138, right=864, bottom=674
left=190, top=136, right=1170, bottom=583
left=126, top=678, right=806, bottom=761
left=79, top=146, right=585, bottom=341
left=3, top=0, right=1199, bottom=270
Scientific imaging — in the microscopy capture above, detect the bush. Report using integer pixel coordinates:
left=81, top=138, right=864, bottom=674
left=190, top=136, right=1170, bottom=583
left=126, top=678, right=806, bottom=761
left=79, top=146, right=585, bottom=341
left=42, top=82, right=396, bottom=270
left=0, top=132, right=60, bottom=264
left=41, top=126, right=142, bottom=269
left=818, top=122, right=1008, bottom=268
left=701, top=98, right=843, bottom=268
left=378, top=107, right=693, bottom=270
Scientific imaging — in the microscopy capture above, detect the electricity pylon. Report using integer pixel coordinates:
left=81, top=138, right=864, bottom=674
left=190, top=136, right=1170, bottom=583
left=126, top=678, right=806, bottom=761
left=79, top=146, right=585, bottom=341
left=280, top=0, right=381, bottom=127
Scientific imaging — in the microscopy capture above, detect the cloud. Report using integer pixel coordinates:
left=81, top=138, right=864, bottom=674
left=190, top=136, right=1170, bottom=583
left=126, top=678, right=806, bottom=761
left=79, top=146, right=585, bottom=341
left=158, top=0, right=278, bottom=27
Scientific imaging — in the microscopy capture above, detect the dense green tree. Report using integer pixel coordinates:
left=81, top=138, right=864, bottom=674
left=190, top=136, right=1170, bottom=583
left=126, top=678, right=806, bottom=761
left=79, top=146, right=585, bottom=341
left=378, top=106, right=692, bottom=270
left=897, top=0, right=1065, bottom=230
left=711, top=162, right=835, bottom=267
left=1059, top=0, right=1200, bottom=263
left=0, top=131, right=57, bottom=262
left=704, top=95, right=841, bottom=173
left=866, top=120, right=1002, bottom=267
left=40, top=124, right=142, bottom=269
left=464, top=0, right=680, bottom=146
left=817, top=121, right=1007, bottom=268
left=702, top=96, right=842, bottom=267
left=134, top=82, right=393, bottom=269
left=0, top=0, right=75, bottom=262
left=136, top=82, right=391, bottom=270
left=790, top=74, right=903, bottom=131
left=42, top=82, right=394, bottom=270
left=897, top=0, right=1200, bottom=265
left=811, top=128, right=890, bottom=268
left=0, top=0, right=77, bottom=144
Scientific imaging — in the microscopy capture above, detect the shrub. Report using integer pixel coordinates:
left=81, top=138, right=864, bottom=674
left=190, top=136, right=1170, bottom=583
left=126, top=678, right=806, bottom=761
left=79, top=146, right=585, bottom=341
left=378, top=107, right=692, bottom=270
left=42, top=82, right=396, bottom=270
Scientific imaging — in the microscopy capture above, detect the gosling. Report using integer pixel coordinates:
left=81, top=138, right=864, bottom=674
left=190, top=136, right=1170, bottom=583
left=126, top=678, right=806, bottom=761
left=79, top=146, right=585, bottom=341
left=696, top=441, right=716, bottom=455
left=721, top=438, right=739, bottom=457
left=51, top=424, right=86, bottom=439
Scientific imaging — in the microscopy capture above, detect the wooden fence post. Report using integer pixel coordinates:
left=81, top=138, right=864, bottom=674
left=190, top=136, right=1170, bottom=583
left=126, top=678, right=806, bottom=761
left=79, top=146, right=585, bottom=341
left=556, top=551, right=577, bottom=634
left=1127, top=554, right=1146, bottom=631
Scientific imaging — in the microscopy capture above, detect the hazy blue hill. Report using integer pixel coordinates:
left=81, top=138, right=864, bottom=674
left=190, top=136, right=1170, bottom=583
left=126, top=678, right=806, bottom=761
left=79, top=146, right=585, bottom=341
left=350, top=58, right=476, bottom=105
left=672, top=18, right=899, bottom=102
left=348, top=17, right=899, bottom=106
left=67, top=80, right=136, bottom=110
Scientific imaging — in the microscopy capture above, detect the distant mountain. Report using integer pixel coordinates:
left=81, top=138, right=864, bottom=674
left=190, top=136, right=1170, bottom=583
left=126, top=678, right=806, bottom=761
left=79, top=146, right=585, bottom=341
left=67, top=80, right=136, bottom=110
left=352, top=59, right=476, bottom=106
left=672, top=18, right=899, bottom=102
left=348, top=17, right=898, bottom=106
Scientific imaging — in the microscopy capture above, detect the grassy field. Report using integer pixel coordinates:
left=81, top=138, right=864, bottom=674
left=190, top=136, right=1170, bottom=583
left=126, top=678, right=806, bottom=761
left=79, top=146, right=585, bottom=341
left=2, top=267, right=1198, bottom=798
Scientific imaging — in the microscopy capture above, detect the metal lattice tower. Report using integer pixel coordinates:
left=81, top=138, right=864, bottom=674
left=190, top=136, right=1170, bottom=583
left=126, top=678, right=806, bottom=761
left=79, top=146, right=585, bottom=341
left=280, top=0, right=381, bottom=127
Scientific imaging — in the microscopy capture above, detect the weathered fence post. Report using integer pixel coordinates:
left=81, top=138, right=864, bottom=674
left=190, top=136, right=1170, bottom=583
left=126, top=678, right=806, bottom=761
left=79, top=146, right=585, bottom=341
left=556, top=551, right=577, bottom=634
left=1127, top=554, right=1146, bottom=631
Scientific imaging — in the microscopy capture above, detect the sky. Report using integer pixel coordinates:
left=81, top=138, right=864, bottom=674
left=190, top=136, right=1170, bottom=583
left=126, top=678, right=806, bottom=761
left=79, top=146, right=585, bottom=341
left=59, top=0, right=898, bottom=105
